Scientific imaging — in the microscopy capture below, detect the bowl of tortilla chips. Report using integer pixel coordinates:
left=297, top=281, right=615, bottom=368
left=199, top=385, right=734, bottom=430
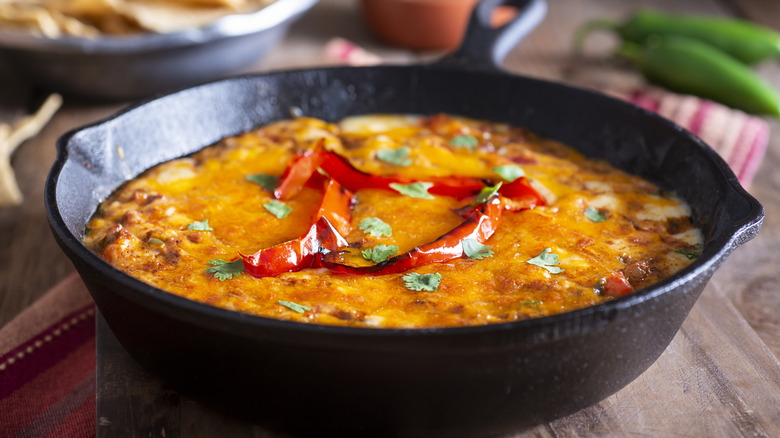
left=0, top=0, right=317, bottom=100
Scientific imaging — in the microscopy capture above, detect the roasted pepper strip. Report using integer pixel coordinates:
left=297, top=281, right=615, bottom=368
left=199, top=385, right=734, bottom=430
left=499, top=177, right=545, bottom=211
left=603, top=271, right=634, bottom=297
left=319, top=151, right=485, bottom=198
left=254, top=140, right=545, bottom=278
left=314, top=178, right=354, bottom=237
left=273, top=148, right=326, bottom=200
left=275, top=147, right=486, bottom=201
left=242, top=222, right=320, bottom=277
left=319, top=195, right=504, bottom=275
left=243, top=179, right=352, bottom=277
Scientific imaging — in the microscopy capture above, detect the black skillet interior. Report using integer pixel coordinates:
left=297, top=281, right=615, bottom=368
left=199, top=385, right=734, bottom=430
left=46, top=0, right=764, bottom=436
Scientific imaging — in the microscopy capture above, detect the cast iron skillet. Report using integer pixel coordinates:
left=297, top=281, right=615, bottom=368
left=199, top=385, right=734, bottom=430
left=46, top=0, right=763, bottom=436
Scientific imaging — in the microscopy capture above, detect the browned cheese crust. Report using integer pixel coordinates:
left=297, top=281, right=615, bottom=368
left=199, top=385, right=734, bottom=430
left=84, top=114, right=702, bottom=328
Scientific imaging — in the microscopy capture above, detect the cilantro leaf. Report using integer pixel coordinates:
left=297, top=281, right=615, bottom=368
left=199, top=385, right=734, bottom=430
left=462, top=239, right=494, bottom=260
left=376, top=147, right=412, bottom=166
left=361, top=244, right=399, bottom=263
left=402, top=272, right=442, bottom=291
left=205, top=258, right=244, bottom=281
left=675, top=249, right=700, bottom=260
left=264, top=200, right=291, bottom=219
left=584, top=206, right=606, bottom=223
left=359, top=217, right=392, bottom=237
left=493, top=165, right=525, bottom=182
left=527, top=248, right=564, bottom=274
left=449, top=135, right=479, bottom=150
left=246, top=173, right=278, bottom=191
left=389, top=182, right=434, bottom=199
left=473, top=182, right=503, bottom=205
left=278, top=300, right=311, bottom=313
left=187, top=219, right=213, bottom=231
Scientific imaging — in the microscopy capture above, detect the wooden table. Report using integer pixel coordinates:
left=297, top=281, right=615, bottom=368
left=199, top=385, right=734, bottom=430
left=1, top=0, right=779, bottom=436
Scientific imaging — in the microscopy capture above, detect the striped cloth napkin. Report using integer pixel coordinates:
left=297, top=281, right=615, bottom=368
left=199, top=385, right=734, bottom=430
left=0, top=273, right=95, bottom=438
left=0, top=39, right=769, bottom=438
left=617, top=86, right=769, bottom=187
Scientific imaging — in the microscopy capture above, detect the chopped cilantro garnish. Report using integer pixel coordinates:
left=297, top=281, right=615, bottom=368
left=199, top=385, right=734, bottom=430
left=187, top=219, right=213, bottom=231
left=402, top=272, right=442, bottom=291
left=264, top=200, right=291, bottom=219
left=493, top=165, right=525, bottom=182
left=584, top=206, right=606, bottom=223
left=278, top=300, right=311, bottom=313
left=675, top=249, right=700, bottom=260
left=527, top=248, right=564, bottom=274
left=205, top=258, right=244, bottom=281
left=376, top=147, right=412, bottom=166
left=449, top=135, right=479, bottom=150
left=246, top=173, right=278, bottom=191
left=462, top=239, right=494, bottom=260
left=389, top=182, right=435, bottom=199
left=147, top=238, right=164, bottom=245
left=473, top=182, right=503, bottom=205
left=362, top=244, right=399, bottom=263
left=359, top=217, right=392, bottom=237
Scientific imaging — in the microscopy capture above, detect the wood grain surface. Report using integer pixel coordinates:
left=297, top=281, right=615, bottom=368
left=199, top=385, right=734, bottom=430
left=1, top=0, right=779, bottom=435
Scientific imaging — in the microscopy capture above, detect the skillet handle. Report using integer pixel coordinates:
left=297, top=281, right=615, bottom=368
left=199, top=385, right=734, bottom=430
left=434, top=0, right=547, bottom=71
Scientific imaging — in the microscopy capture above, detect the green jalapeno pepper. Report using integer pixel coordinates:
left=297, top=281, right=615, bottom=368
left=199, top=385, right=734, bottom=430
left=577, top=9, right=780, bottom=65
left=617, top=36, right=780, bottom=117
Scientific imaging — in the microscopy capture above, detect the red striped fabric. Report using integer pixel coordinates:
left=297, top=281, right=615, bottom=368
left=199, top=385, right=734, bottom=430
left=0, top=274, right=95, bottom=438
left=0, top=306, right=95, bottom=399
left=625, top=86, right=769, bottom=187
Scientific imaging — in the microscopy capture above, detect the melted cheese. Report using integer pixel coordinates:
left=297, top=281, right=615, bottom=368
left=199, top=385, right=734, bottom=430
left=84, top=114, right=702, bottom=328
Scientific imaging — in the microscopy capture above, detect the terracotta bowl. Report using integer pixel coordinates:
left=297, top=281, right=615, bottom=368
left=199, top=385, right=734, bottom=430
left=360, top=0, right=479, bottom=50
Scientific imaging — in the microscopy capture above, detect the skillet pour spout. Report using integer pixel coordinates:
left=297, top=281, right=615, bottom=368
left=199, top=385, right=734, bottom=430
left=45, top=0, right=763, bottom=436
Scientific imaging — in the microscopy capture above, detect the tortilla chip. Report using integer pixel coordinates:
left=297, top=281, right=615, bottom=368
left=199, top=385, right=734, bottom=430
left=0, top=0, right=276, bottom=36
left=0, top=94, right=62, bottom=207
left=117, top=0, right=233, bottom=33
left=0, top=3, right=64, bottom=37
left=50, top=0, right=118, bottom=18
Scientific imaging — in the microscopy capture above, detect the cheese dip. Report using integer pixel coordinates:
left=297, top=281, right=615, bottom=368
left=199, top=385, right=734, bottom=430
left=84, top=114, right=702, bottom=328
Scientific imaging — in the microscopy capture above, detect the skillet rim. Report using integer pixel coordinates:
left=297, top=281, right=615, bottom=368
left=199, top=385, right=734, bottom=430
left=45, top=64, right=765, bottom=340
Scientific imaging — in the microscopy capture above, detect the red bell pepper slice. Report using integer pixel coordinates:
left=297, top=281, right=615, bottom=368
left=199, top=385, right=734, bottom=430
left=242, top=221, right=320, bottom=277
left=603, top=271, right=634, bottom=297
left=499, top=177, right=545, bottom=211
left=243, top=179, right=352, bottom=278
left=313, top=178, right=354, bottom=237
left=273, top=148, right=326, bottom=200
left=318, top=152, right=485, bottom=199
left=274, top=146, right=486, bottom=201
left=242, top=217, right=350, bottom=278
left=318, top=195, right=504, bottom=275
left=247, top=137, right=546, bottom=278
